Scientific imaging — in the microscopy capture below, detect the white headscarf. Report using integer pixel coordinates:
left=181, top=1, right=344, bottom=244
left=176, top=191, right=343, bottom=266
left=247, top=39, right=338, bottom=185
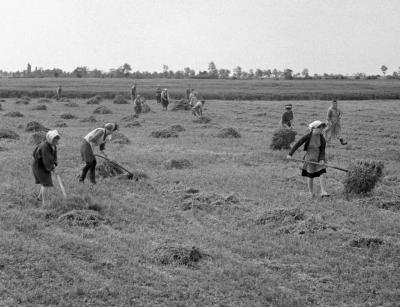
left=46, top=130, right=60, bottom=144
left=308, top=120, right=324, bottom=130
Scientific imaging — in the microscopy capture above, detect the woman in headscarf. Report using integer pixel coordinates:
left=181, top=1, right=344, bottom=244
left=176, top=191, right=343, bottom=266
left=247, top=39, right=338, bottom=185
left=325, top=99, right=347, bottom=145
left=192, top=100, right=205, bottom=117
left=79, top=122, right=118, bottom=184
left=32, top=130, right=60, bottom=205
left=287, top=120, right=329, bottom=198
left=160, top=88, right=169, bottom=111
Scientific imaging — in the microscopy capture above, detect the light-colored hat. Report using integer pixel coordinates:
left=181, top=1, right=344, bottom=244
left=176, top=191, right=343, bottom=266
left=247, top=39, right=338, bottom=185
left=285, top=104, right=292, bottom=109
left=104, top=122, right=118, bottom=132
left=308, top=120, right=326, bottom=130
left=46, top=130, right=60, bottom=143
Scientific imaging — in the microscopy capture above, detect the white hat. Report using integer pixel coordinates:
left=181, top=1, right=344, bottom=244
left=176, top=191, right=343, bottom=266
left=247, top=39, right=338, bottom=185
left=308, top=120, right=326, bottom=130
left=46, top=130, right=60, bottom=143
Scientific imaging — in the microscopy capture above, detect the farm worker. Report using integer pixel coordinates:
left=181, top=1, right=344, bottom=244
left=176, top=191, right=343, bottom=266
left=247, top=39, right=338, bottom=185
left=155, top=85, right=162, bottom=104
left=56, top=85, right=62, bottom=100
left=286, top=120, right=330, bottom=198
left=131, top=81, right=137, bottom=100
left=79, top=122, right=118, bottom=184
left=134, top=95, right=143, bottom=114
left=325, top=99, right=347, bottom=145
left=32, top=130, right=60, bottom=206
left=280, top=104, right=294, bottom=129
left=189, top=89, right=200, bottom=107
left=160, top=88, right=170, bottom=111
left=192, top=100, right=205, bottom=117
left=186, top=84, right=191, bottom=100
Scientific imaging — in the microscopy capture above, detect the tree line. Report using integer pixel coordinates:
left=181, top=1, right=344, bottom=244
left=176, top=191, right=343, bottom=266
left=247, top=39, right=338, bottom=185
left=1, top=62, right=399, bottom=80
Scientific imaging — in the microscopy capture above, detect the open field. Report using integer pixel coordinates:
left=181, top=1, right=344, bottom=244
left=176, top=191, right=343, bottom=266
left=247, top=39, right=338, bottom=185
left=1, top=78, right=400, bottom=100
left=1, top=96, right=400, bottom=306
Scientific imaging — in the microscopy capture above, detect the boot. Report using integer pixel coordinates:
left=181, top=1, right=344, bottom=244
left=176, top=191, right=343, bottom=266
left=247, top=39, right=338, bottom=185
left=339, top=138, right=347, bottom=145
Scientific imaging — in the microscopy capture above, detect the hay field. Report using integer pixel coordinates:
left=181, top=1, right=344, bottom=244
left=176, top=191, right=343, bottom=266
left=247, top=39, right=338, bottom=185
left=1, top=96, right=400, bottom=306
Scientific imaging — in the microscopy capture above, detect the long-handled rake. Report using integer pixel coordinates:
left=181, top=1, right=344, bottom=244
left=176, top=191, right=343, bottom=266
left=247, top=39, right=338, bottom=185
left=289, top=158, right=348, bottom=172
left=94, top=154, right=135, bottom=179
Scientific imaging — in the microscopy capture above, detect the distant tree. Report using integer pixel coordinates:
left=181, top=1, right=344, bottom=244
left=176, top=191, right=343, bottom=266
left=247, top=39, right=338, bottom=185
left=122, top=63, right=132, bottom=76
left=272, top=68, right=280, bottom=79
left=233, top=66, right=242, bottom=79
left=381, top=65, right=388, bottom=77
left=283, top=69, right=293, bottom=80
left=255, top=69, right=263, bottom=79
left=264, top=69, right=272, bottom=78
left=248, top=69, right=255, bottom=79
left=218, top=69, right=230, bottom=79
left=208, top=61, right=218, bottom=78
left=184, top=67, right=191, bottom=77
left=73, top=66, right=88, bottom=78
left=162, top=65, right=169, bottom=78
left=301, top=68, right=309, bottom=79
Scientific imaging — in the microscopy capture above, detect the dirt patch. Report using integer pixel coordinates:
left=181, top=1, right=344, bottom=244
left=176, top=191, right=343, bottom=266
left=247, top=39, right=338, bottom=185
left=55, top=121, right=68, bottom=128
left=29, top=131, right=46, bottom=145
left=60, top=113, right=76, bottom=119
left=86, top=95, right=102, bottom=104
left=113, top=95, right=129, bottom=104
left=170, top=124, right=185, bottom=132
left=32, top=105, right=47, bottom=111
left=193, top=116, right=211, bottom=124
left=153, top=245, right=207, bottom=266
left=171, top=99, right=191, bottom=111
left=80, top=115, right=97, bottom=123
left=349, top=236, right=384, bottom=248
left=151, top=129, right=178, bottom=138
left=37, top=98, right=53, bottom=103
left=25, top=121, right=49, bottom=132
left=216, top=127, right=241, bottom=138
left=256, top=208, right=305, bottom=225
left=93, top=106, right=112, bottom=114
left=0, top=129, right=20, bottom=140
left=165, top=159, right=192, bottom=170
left=270, top=129, right=296, bottom=150
left=96, top=161, right=124, bottom=178
left=64, top=102, right=78, bottom=107
left=344, top=159, right=384, bottom=194
left=111, top=132, right=130, bottom=144
left=58, top=209, right=108, bottom=227
left=4, top=111, right=24, bottom=117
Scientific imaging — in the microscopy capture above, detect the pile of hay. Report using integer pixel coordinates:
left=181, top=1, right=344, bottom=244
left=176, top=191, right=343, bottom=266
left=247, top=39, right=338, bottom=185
left=4, top=111, right=24, bottom=117
left=193, top=116, right=211, bottom=124
left=165, top=159, right=192, bottom=170
left=171, top=99, right=191, bottom=111
left=376, top=200, right=400, bottom=211
left=121, top=114, right=138, bottom=121
left=58, top=209, right=108, bottom=227
left=343, top=159, right=384, bottom=194
left=0, top=129, right=20, bottom=140
left=292, top=215, right=338, bottom=235
left=29, top=131, right=46, bottom=145
left=55, top=121, right=67, bottom=128
left=64, top=102, right=78, bottom=107
left=153, top=245, right=206, bottom=266
left=60, top=113, right=76, bottom=119
left=150, top=129, right=178, bottom=138
left=113, top=95, right=129, bottom=104
left=93, top=106, right=112, bottom=114
left=255, top=207, right=305, bottom=225
left=58, top=97, right=70, bottom=102
left=111, top=131, right=130, bottom=144
left=170, top=125, right=185, bottom=132
left=181, top=191, right=240, bottom=210
left=86, top=95, right=102, bottom=104
left=32, top=104, right=47, bottom=111
left=216, top=127, right=241, bottom=138
left=37, top=98, right=53, bottom=103
left=96, top=161, right=124, bottom=178
left=270, top=129, right=296, bottom=150
left=349, top=236, right=383, bottom=248
left=15, top=96, right=30, bottom=104
left=118, top=170, right=149, bottom=181
left=125, top=121, right=141, bottom=128
left=46, top=195, right=104, bottom=218
left=141, top=101, right=151, bottom=113
left=0, top=99, right=5, bottom=102
left=25, top=121, right=49, bottom=132
left=80, top=115, right=97, bottom=123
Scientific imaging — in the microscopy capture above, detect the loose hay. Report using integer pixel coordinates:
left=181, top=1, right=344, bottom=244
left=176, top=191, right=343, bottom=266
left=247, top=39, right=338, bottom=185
left=55, top=121, right=68, bottom=128
left=29, top=131, right=46, bottom=145
left=96, top=161, right=124, bottom=178
left=289, top=215, right=338, bottom=235
left=270, top=129, right=296, bottom=150
left=58, top=209, right=108, bottom=227
left=151, top=129, right=178, bottom=138
left=182, top=191, right=240, bottom=210
left=58, top=97, right=70, bottom=102
left=80, top=115, right=97, bottom=123
left=343, top=159, right=384, bottom=194
left=15, top=96, right=30, bottom=104
left=64, top=102, right=78, bottom=107
left=349, top=236, right=384, bottom=248
left=193, top=116, right=211, bottom=123
left=118, top=170, right=149, bottom=181
left=60, top=113, right=76, bottom=119
left=153, top=245, right=206, bottom=266
left=165, top=159, right=192, bottom=169
left=111, top=131, right=130, bottom=144
left=4, top=111, right=24, bottom=117
left=32, top=104, right=47, bottom=111
left=256, top=207, right=305, bottom=225
left=93, top=106, right=112, bottom=114
left=376, top=200, right=400, bottom=211
left=86, top=95, right=102, bottom=104
left=141, top=101, right=151, bottom=113
left=0, top=129, right=20, bottom=140
left=170, top=124, right=185, bottom=132
left=125, top=121, right=141, bottom=128
left=216, top=127, right=241, bottom=138
left=170, top=99, right=191, bottom=111
left=37, top=98, right=53, bottom=103
left=113, top=95, right=129, bottom=104
left=121, top=114, right=139, bottom=121
left=25, top=121, right=49, bottom=132
left=46, top=195, right=105, bottom=217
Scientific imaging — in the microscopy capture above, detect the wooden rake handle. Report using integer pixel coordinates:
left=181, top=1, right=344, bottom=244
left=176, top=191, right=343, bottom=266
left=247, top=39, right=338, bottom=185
left=289, top=157, right=348, bottom=172
left=94, top=154, right=133, bottom=176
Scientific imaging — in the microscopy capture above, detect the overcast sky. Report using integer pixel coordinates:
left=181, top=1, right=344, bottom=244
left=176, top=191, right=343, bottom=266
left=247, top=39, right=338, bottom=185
left=1, top=0, right=399, bottom=75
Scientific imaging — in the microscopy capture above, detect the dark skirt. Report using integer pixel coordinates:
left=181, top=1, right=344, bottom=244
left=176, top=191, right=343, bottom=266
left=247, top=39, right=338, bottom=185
left=32, top=160, right=53, bottom=187
left=81, top=140, right=95, bottom=163
left=161, top=98, right=169, bottom=107
left=301, top=168, right=326, bottom=178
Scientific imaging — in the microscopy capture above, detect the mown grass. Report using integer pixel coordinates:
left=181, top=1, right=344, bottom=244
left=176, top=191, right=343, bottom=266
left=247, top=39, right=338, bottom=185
left=0, top=97, right=400, bottom=305
left=1, top=78, right=400, bottom=101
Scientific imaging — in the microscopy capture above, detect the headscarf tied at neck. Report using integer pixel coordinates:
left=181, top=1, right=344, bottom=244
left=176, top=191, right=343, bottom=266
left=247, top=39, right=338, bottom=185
left=46, top=130, right=60, bottom=144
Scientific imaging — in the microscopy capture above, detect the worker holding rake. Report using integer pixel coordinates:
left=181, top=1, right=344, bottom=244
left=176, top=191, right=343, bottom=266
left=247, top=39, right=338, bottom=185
left=79, top=122, right=118, bottom=184
left=287, top=120, right=330, bottom=198
left=192, top=100, right=205, bottom=117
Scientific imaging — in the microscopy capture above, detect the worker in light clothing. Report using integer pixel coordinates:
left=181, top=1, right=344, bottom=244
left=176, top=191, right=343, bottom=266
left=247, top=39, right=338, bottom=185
left=280, top=104, right=294, bottom=129
left=192, top=100, right=205, bottom=117
left=189, top=89, right=200, bottom=107
left=56, top=85, right=62, bottom=100
left=79, top=122, right=118, bottom=184
left=160, top=88, right=170, bottom=111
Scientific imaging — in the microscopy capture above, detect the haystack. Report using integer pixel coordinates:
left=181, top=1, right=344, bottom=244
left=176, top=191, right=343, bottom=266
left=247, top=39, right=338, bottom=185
left=86, top=95, right=102, bottom=104
left=25, top=121, right=49, bottom=132
left=118, top=170, right=149, bottom=181
left=96, top=161, right=124, bottom=178
left=29, top=131, right=46, bottom=145
left=0, top=129, right=20, bottom=140
left=80, top=115, right=97, bottom=123
left=125, top=121, right=141, bottom=128
left=193, top=116, right=211, bottom=124
left=270, top=129, right=296, bottom=150
left=171, top=99, right=191, bottom=111
left=93, top=106, right=112, bottom=114
left=113, top=95, right=129, bottom=104
left=121, top=114, right=138, bottom=121
left=60, top=113, right=76, bottom=119
left=55, top=121, right=68, bottom=128
left=4, top=111, right=24, bottom=117
left=165, top=159, right=192, bottom=169
left=170, top=125, right=185, bottom=132
left=58, top=97, right=70, bottom=102
left=37, top=98, right=53, bottom=103
left=64, top=102, right=78, bottom=107
left=46, top=195, right=104, bottom=217
left=32, top=104, right=47, bottom=111
left=256, top=207, right=305, bottom=225
left=58, top=209, right=108, bottom=227
left=216, top=127, right=241, bottom=138
left=111, top=131, right=130, bottom=144
left=343, top=159, right=384, bottom=194
left=15, top=96, right=30, bottom=104
left=150, top=129, right=178, bottom=138
left=349, top=236, right=383, bottom=248
left=141, top=101, right=151, bottom=113
left=153, top=245, right=206, bottom=266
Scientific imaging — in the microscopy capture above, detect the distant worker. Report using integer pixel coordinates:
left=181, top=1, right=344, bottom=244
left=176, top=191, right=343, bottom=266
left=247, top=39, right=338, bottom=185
left=155, top=85, right=162, bottom=104
left=160, top=88, right=170, bottom=111
left=192, top=100, right=205, bottom=117
left=131, top=81, right=137, bottom=100
left=189, top=89, right=200, bottom=107
left=280, top=104, right=294, bottom=129
left=325, top=99, right=347, bottom=145
left=56, top=85, right=62, bottom=100
left=134, top=95, right=143, bottom=114
left=79, top=122, right=118, bottom=184
left=186, top=84, right=191, bottom=101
